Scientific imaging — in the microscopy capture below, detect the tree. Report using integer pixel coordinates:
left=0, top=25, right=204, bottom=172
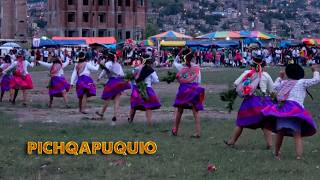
left=145, top=22, right=159, bottom=38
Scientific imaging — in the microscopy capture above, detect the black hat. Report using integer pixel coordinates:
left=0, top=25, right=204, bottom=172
left=77, top=52, right=86, bottom=62
left=142, top=54, right=152, bottom=64
left=182, top=48, right=193, bottom=62
left=107, top=51, right=116, bottom=61
left=252, top=54, right=263, bottom=64
left=285, top=64, right=305, bottom=80
left=4, top=55, right=11, bottom=63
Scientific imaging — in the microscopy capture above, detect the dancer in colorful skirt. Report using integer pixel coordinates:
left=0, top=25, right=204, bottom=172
left=262, top=64, right=319, bottom=160
left=71, top=52, right=99, bottom=114
left=2, top=51, right=34, bottom=106
left=128, top=54, right=161, bottom=125
left=225, top=55, right=274, bottom=148
left=0, top=55, right=14, bottom=102
left=171, top=48, right=205, bottom=138
left=95, top=51, right=131, bottom=123
left=37, top=57, right=71, bottom=108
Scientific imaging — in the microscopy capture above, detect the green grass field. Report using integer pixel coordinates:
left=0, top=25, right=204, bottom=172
left=1, top=66, right=320, bottom=180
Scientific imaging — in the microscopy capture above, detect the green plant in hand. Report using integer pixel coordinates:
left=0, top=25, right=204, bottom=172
left=161, top=71, right=177, bottom=84
left=220, top=88, right=238, bottom=113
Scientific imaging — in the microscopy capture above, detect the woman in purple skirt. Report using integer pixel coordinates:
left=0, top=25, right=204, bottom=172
left=95, top=51, right=130, bottom=124
left=38, top=57, right=71, bottom=108
left=128, top=54, right=161, bottom=125
left=172, top=48, right=205, bottom=138
left=225, top=55, right=274, bottom=148
left=262, top=64, right=319, bottom=160
left=0, top=55, right=14, bottom=102
left=70, top=52, right=99, bottom=114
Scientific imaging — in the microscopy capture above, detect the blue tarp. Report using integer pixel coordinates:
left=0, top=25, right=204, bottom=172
left=38, top=39, right=86, bottom=47
left=280, top=40, right=301, bottom=48
left=186, top=40, right=240, bottom=48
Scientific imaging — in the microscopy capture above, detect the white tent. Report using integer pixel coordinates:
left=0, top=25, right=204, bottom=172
left=0, top=42, right=21, bottom=48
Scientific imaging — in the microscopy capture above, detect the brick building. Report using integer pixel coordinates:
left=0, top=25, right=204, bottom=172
left=47, top=0, right=147, bottom=41
left=0, top=0, right=28, bottom=39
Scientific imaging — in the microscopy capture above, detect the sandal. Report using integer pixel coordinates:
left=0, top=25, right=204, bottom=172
left=171, top=128, right=178, bottom=136
left=95, top=111, right=104, bottom=118
left=112, top=116, right=117, bottom=122
left=81, top=111, right=89, bottom=114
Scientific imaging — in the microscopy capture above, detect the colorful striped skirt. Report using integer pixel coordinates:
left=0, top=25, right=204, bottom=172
left=12, top=74, right=33, bottom=90
left=1, top=74, right=13, bottom=92
left=48, top=76, right=71, bottom=97
left=76, top=75, right=96, bottom=98
left=101, top=77, right=130, bottom=100
left=131, top=85, right=161, bottom=111
left=261, top=100, right=317, bottom=137
left=173, top=83, right=205, bottom=111
left=236, top=96, right=273, bottom=129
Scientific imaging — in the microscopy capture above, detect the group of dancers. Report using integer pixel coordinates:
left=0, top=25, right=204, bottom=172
left=0, top=48, right=319, bottom=159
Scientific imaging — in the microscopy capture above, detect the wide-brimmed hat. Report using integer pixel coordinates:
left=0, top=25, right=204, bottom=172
left=285, top=64, right=305, bottom=80
left=181, top=48, right=193, bottom=62
left=142, top=54, right=152, bottom=64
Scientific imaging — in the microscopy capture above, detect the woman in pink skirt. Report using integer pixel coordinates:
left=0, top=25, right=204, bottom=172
left=172, top=48, right=205, bottom=138
left=38, top=57, right=71, bottom=108
left=0, top=55, right=14, bottom=102
left=70, top=52, right=99, bottom=114
left=95, top=51, right=130, bottom=123
left=3, top=51, right=34, bottom=106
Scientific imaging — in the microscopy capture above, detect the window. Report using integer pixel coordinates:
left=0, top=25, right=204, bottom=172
left=83, top=12, right=89, bottom=22
left=68, top=0, right=74, bottom=5
left=67, top=12, right=76, bottom=22
left=126, top=31, right=131, bottom=39
left=138, top=0, right=144, bottom=6
left=107, top=0, right=110, bottom=6
left=83, top=0, right=89, bottom=5
left=107, top=30, right=112, bottom=37
left=98, top=13, right=106, bottom=23
left=67, top=30, right=78, bottom=37
left=118, top=0, right=122, bottom=6
left=117, top=30, right=123, bottom=40
left=82, top=29, right=90, bottom=37
left=98, top=0, right=105, bottom=5
left=98, top=29, right=107, bottom=37
left=117, top=14, right=122, bottom=24
left=92, top=0, right=94, bottom=5
left=125, top=0, right=130, bottom=6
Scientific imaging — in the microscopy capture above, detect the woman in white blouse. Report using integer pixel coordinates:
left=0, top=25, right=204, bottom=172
left=95, top=52, right=130, bottom=124
left=128, top=54, right=161, bottom=125
left=2, top=52, right=34, bottom=106
left=262, top=64, right=319, bottom=160
left=70, top=52, right=99, bottom=114
left=37, top=57, right=71, bottom=108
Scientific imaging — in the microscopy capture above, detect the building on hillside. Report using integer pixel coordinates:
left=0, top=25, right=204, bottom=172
left=47, top=0, right=147, bottom=41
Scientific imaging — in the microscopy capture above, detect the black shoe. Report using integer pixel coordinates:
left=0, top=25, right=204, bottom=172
left=112, top=117, right=117, bottom=122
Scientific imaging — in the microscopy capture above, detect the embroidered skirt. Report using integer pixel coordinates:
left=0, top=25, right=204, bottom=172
left=101, top=77, right=130, bottom=100
left=1, top=74, right=14, bottom=91
left=236, top=96, right=273, bottom=129
left=76, top=75, right=96, bottom=98
left=130, top=85, right=161, bottom=111
left=261, top=100, right=317, bottom=137
left=48, top=76, right=71, bottom=97
left=173, top=83, right=205, bottom=111
left=12, top=74, right=33, bottom=90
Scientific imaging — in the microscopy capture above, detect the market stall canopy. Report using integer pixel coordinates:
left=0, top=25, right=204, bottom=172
left=52, top=37, right=116, bottom=45
left=197, top=31, right=240, bottom=39
left=186, top=40, right=215, bottom=47
left=0, top=42, right=21, bottom=48
left=302, top=38, right=320, bottom=46
left=160, top=41, right=186, bottom=47
left=280, top=40, right=302, bottom=48
left=36, top=39, right=86, bottom=47
left=150, top=31, right=193, bottom=41
left=213, top=40, right=240, bottom=48
left=89, top=43, right=116, bottom=50
left=197, top=31, right=277, bottom=40
left=139, top=39, right=155, bottom=47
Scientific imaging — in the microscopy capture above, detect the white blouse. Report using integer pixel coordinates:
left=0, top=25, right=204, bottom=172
left=70, top=61, right=99, bottom=85
left=132, top=66, right=159, bottom=87
left=38, top=61, right=69, bottom=77
left=98, top=61, right=125, bottom=80
left=274, top=71, right=320, bottom=107
left=234, top=70, right=274, bottom=94
left=173, top=55, right=201, bottom=84
left=3, top=61, right=34, bottom=75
